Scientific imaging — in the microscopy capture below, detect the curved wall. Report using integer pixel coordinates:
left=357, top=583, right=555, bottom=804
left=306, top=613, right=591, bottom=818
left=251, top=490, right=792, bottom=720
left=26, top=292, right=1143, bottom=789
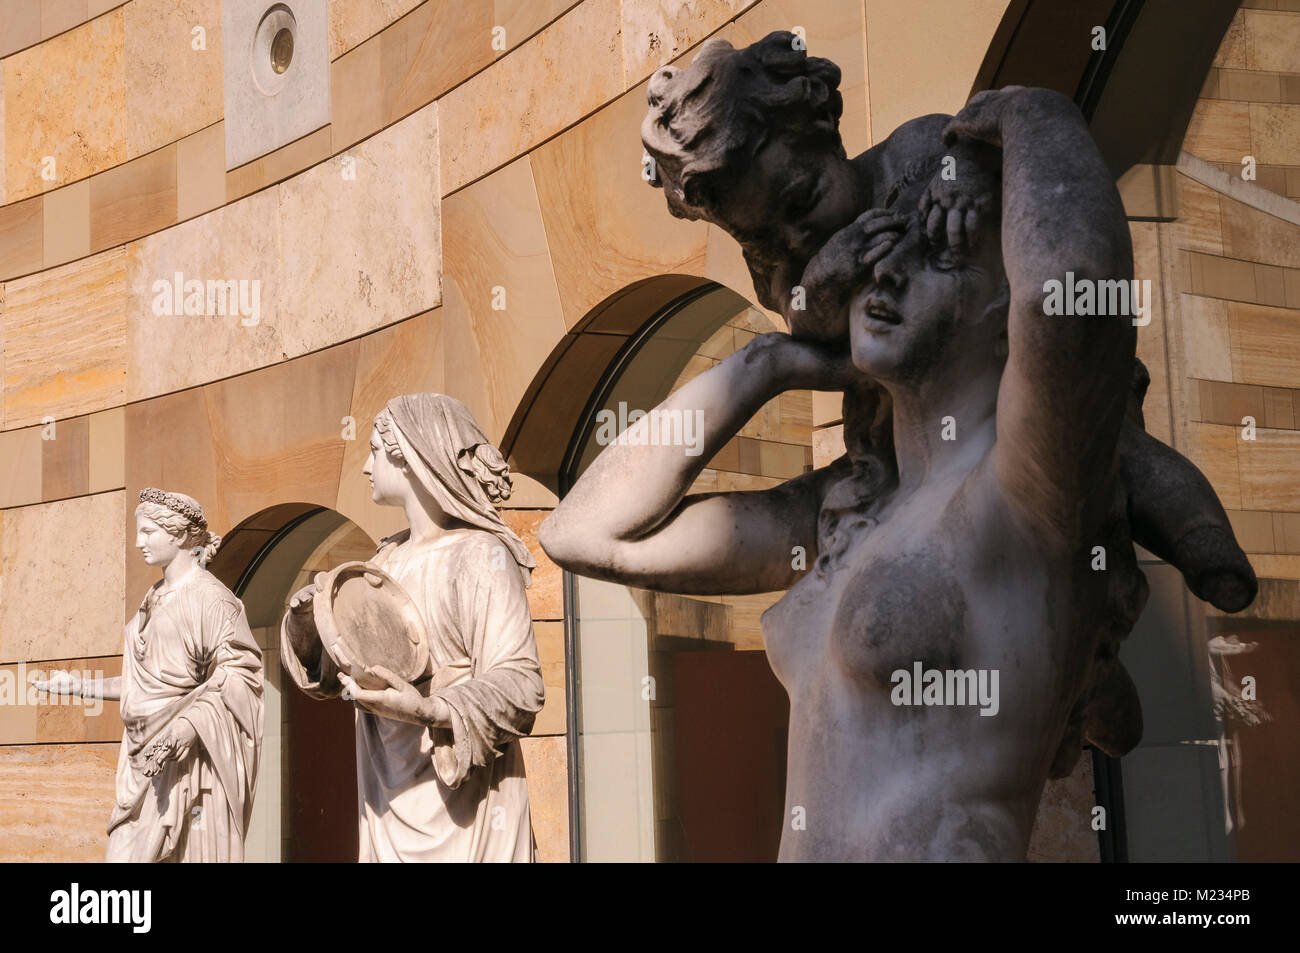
left=18, top=0, right=1284, bottom=863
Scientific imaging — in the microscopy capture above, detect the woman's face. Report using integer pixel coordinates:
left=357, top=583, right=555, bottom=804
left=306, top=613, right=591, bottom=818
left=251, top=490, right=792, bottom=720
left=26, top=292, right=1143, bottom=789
left=136, top=513, right=183, bottom=567
left=848, top=220, right=1005, bottom=385
left=715, top=134, right=862, bottom=263
left=363, top=427, right=408, bottom=507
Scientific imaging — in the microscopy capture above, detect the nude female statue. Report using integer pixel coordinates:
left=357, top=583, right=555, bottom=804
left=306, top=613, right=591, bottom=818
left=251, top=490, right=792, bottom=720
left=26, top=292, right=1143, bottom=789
left=541, top=85, right=1226, bottom=860
left=638, top=32, right=1256, bottom=621
left=39, top=489, right=264, bottom=862
left=281, top=394, right=544, bottom=862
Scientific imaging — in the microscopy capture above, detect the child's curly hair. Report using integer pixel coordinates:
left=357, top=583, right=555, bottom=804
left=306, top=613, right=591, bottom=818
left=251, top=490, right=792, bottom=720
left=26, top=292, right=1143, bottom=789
left=641, top=31, right=845, bottom=224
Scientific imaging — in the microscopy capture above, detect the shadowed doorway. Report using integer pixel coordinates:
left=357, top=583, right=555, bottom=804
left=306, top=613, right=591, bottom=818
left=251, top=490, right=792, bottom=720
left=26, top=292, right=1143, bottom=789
left=209, top=504, right=375, bottom=862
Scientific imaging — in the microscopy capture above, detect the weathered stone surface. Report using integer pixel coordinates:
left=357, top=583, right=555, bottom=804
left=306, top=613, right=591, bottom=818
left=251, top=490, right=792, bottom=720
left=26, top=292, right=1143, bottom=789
left=124, top=0, right=224, bottom=159
left=544, top=38, right=1258, bottom=862
left=1026, top=755, right=1100, bottom=863
left=276, top=101, right=440, bottom=358
left=622, top=0, right=755, bottom=88
left=2, top=10, right=126, bottom=200
left=521, top=734, right=569, bottom=862
left=327, top=0, right=422, bottom=59
left=2, top=248, right=128, bottom=427
left=0, top=491, right=126, bottom=664
left=126, top=101, right=439, bottom=400
left=0, top=744, right=118, bottom=862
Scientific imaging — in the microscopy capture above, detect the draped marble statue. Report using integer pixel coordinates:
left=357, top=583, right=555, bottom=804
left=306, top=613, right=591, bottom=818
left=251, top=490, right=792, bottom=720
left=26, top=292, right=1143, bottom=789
left=540, top=34, right=1258, bottom=861
left=281, top=394, right=544, bottom=862
left=39, top=488, right=264, bottom=862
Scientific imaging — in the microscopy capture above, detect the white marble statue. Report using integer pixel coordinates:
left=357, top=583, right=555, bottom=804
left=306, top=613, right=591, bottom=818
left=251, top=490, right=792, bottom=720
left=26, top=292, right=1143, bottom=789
left=39, top=488, right=264, bottom=862
left=281, top=393, right=544, bottom=862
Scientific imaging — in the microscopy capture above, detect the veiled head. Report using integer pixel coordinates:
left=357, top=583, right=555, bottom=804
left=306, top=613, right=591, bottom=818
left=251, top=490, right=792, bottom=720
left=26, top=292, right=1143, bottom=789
left=364, top=394, right=536, bottom=583
left=367, top=397, right=513, bottom=510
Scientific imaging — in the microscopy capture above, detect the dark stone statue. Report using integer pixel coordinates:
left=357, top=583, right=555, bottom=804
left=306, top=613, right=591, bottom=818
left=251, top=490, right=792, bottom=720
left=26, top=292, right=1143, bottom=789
left=540, top=33, right=1256, bottom=861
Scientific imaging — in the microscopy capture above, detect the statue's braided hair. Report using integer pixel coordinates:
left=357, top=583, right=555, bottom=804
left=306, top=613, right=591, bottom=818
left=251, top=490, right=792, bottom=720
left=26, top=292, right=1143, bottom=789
left=136, top=488, right=221, bottom=566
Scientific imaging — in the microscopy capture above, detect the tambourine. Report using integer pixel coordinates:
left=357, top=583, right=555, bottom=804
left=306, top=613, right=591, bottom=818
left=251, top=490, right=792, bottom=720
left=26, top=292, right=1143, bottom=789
left=312, top=561, right=430, bottom=690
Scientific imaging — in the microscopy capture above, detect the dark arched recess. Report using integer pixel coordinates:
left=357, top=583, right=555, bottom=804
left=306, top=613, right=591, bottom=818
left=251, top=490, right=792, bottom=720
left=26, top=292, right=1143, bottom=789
left=973, top=0, right=1241, bottom=179
left=500, top=274, right=714, bottom=494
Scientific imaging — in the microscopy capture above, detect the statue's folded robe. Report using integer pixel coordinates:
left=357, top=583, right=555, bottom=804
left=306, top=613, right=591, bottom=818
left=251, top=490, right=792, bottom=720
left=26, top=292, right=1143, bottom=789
left=110, top=572, right=263, bottom=863
left=282, top=528, right=544, bottom=862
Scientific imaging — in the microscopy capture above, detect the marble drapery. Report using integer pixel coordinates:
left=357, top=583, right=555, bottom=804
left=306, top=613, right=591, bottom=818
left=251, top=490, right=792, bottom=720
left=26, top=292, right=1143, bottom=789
left=282, top=394, right=544, bottom=862
left=281, top=527, right=544, bottom=861
left=108, top=571, right=264, bottom=862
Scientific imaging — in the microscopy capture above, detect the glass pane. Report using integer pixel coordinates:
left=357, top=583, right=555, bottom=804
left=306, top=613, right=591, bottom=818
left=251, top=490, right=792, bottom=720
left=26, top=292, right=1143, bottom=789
left=567, top=286, right=809, bottom=861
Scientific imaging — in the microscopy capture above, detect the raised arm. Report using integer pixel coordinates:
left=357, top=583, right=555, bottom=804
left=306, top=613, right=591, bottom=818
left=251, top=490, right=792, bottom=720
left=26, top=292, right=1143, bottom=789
left=540, top=333, right=857, bottom=594
left=948, top=88, right=1136, bottom=542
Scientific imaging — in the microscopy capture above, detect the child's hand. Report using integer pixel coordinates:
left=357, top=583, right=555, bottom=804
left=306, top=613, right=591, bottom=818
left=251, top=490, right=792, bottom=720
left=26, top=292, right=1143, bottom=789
left=918, top=156, right=997, bottom=255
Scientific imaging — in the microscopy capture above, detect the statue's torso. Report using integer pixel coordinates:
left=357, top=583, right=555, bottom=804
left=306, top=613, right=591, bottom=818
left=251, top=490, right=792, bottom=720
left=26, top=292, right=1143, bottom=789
left=121, top=572, right=227, bottom=721
left=762, top=451, right=1101, bottom=861
left=350, top=529, right=534, bottom=862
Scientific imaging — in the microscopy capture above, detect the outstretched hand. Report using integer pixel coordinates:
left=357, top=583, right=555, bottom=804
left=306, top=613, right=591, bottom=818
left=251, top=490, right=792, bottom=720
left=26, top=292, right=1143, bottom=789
left=287, top=572, right=326, bottom=620
left=34, top=670, right=82, bottom=697
left=284, top=573, right=328, bottom=665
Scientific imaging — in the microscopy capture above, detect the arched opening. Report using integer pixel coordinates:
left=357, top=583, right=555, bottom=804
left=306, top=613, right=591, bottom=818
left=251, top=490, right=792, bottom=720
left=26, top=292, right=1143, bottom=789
left=515, top=280, right=813, bottom=861
left=208, top=503, right=375, bottom=862
left=973, top=0, right=1240, bottom=177
left=502, top=274, right=714, bottom=494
